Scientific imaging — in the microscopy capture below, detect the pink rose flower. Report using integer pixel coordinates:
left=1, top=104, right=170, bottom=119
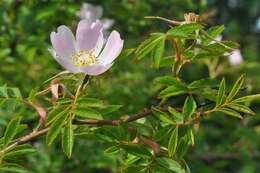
left=49, top=20, right=124, bottom=75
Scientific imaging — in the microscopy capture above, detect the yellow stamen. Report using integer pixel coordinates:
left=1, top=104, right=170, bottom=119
left=72, top=50, right=96, bottom=67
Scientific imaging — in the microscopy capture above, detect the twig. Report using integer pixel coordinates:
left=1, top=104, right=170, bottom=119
left=144, top=16, right=183, bottom=25
left=0, top=105, right=209, bottom=155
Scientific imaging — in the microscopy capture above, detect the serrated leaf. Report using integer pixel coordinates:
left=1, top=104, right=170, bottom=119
left=46, top=106, right=69, bottom=126
left=62, top=116, right=74, bottom=158
left=183, top=96, right=197, bottom=119
left=136, top=33, right=165, bottom=60
left=216, top=78, right=226, bottom=107
left=152, top=108, right=174, bottom=124
left=233, top=94, right=260, bottom=103
left=216, top=108, right=242, bottom=119
left=202, top=25, right=224, bottom=45
left=46, top=111, right=68, bottom=145
left=4, top=116, right=21, bottom=146
left=4, top=144, right=36, bottom=159
left=152, top=36, right=165, bottom=68
left=226, top=75, right=245, bottom=102
left=168, top=126, right=178, bottom=157
left=74, top=107, right=102, bottom=120
left=227, top=103, right=255, bottom=115
left=167, top=23, right=202, bottom=38
left=0, top=163, right=27, bottom=173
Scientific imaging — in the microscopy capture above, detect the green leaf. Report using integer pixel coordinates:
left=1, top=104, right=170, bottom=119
left=28, top=89, right=37, bottom=102
left=227, top=103, right=255, bottom=115
left=9, top=88, right=22, bottom=98
left=4, top=116, right=21, bottom=146
left=46, top=111, right=68, bottom=145
left=0, top=163, right=27, bottom=173
left=216, top=108, right=242, bottom=119
left=155, top=76, right=187, bottom=87
left=120, top=144, right=152, bottom=158
left=46, top=106, right=69, bottom=126
left=152, top=36, right=165, bottom=68
left=104, top=145, right=119, bottom=154
left=76, top=98, right=103, bottom=107
left=187, top=128, right=195, bottom=146
left=0, top=85, right=8, bottom=97
left=233, top=94, right=260, bottom=103
left=152, top=108, right=174, bottom=124
left=202, top=25, right=224, bottom=45
left=168, top=107, right=183, bottom=122
left=74, top=107, right=102, bottom=120
left=62, top=116, right=74, bottom=158
left=167, top=23, right=202, bottom=38
left=98, top=105, right=122, bottom=115
left=159, top=86, right=188, bottom=98
left=156, top=157, right=184, bottom=173
left=177, top=136, right=190, bottom=159
left=168, top=126, right=178, bottom=157
left=188, top=78, right=219, bottom=89
left=135, top=33, right=165, bottom=60
left=216, top=78, right=226, bottom=107
left=159, top=56, right=175, bottom=67
left=193, top=87, right=218, bottom=101
left=4, top=144, right=36, bottom=159
left=183, top=96, right=197, bottom=119
left=226, top=75, right=245, bottom=102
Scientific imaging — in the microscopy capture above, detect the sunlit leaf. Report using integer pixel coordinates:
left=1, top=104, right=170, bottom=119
left=168, top=126, right=178, bottom=157
left=152, top=108, right=174, bottom=124
left=216, top=108, right=242, bottom=119
left=74, top=107, right=102, bottom=120
left=47, top=112, right=68, bottom=145
left=183, top=96, right=197, bottom=119
left=4, top=116, right=21, bottom=146
left=216, top=78, right=226, bottom=107
left=62, top=116, right=74, bottom=158
left=227, top=103, right=255, bottom=115
left=167, top=23, right=202, bottom=38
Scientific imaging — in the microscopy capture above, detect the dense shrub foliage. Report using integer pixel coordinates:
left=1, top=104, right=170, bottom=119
left=0, top=1, right=260, bottom=173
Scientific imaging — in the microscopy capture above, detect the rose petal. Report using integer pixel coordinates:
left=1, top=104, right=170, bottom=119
left=101, top=19, right=114, bottom=30
left=94, top=31, right=104, bottom=56
left=229, top=49, right=243, bottom=65
left=77, top=3, right=103, bottom=20
left=76, top=20, right=103, bottom=51
left=49, top=48, right=80, bottom=73
left=80, top=63, right=113, bottom=76
left=98, top=30, right=124, bottom=65
left=50, top=25, right=76, bottom=58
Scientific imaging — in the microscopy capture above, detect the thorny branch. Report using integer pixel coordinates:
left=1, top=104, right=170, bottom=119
left=0, top=105, right=209, bottom=155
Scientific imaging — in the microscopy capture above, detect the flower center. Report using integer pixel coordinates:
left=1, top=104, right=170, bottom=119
left=72, top=50, right=96, bottom=67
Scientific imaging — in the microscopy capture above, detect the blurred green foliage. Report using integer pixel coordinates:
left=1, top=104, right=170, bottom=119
left=0, top=0, right=259, bottom=173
